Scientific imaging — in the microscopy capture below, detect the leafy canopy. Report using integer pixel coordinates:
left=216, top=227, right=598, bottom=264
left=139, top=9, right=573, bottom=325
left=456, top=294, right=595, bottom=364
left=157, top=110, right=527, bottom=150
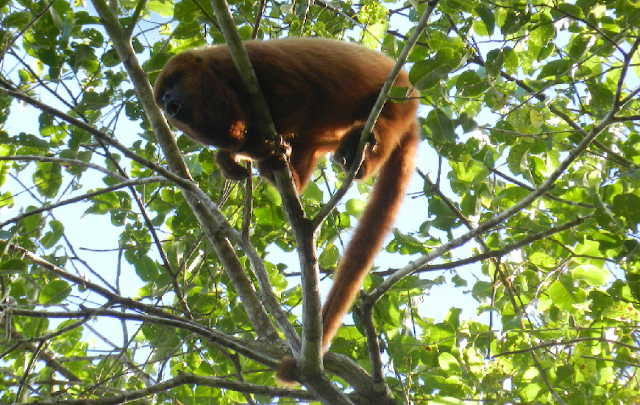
left=0, top=0, right=639, bottom=403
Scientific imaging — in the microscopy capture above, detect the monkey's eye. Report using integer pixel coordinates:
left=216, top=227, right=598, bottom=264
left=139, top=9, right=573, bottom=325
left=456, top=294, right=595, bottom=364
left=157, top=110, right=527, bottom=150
left=163, top=72, right=184, bottom=89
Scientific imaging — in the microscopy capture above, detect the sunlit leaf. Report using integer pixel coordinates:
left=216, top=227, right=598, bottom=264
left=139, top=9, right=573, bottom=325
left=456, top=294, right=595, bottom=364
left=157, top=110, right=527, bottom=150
left=40, top=280, right=72, bottom=304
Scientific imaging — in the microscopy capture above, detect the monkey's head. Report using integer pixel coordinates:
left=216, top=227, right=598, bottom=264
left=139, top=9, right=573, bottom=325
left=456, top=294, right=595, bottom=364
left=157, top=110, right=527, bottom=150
left=154, top=50, right=247, bottom=150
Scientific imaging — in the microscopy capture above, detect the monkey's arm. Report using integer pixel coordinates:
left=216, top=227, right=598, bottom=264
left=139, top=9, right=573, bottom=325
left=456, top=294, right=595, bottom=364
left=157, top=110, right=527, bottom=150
left=216, top=139, right=292, bottom=184
left=216, top=151, right=250, bottom=180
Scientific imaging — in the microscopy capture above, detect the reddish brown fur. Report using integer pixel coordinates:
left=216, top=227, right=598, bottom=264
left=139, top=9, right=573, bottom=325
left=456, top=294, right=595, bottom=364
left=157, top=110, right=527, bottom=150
left=154, top=38, right=419, bottom=383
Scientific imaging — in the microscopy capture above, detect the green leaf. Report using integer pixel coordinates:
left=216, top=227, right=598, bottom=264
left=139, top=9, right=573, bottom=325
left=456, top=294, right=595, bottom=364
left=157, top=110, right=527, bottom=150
left=0, top=259, right=27, bottom=274
left=85, top=191, right=120, bottom=215
left=41, top=220, right=64, bottom=249
left=450, top=161, right=489, bottom=184
left=503, top=47, right=519, bottom=72
left=573, top=264, right=610, bottom=286
left=519, top=381, right=544, bottom=402
left=142, top=52, right=173, bottom=73
left=134, top=256, right=159, bottom=282
left=263, top=184, right=282, bottom=206
left=506, top=143, right=531, bottom=175
left=612, top=193, right=640, bottom=230
left=5, top=10, right=32, bottom=28
left=452, top=274, right=467, bottom=287
left=547, top=275, right=583, bottom=311
left=428, top=198, right=458, bottom=230
left=376, top=295, right=402, bottom=327
left=475, top=4, right=495, bottom=36
left=587, top=80, right=615, bottom=112
left=147, top=0, right=173, bottom=17
left=501, top=8, right=530, bottom=35
left=538, top=59, right=572, bottom=79
left=429, top=31, right=463, bottom=51
left=529, top=13, right=555, bottom=47
left=409, top=49, right=461, bottom=90
left=429, top=397, right=465, bottom=405
left=319, top=244, right=339, bottom=268
left=443, top=307, right=461, bottom=328
left=255, top=205, right=284, bottom=229
left=388, top=86, right=412, bottom=100
left=34, top=162, right=62, bottom=198
left=529, top=251, right=557, bottom=268
left=78, top=91, right=109, bottom=112
left=174, top=0, right=198, bottom=23
left=427, top=322, right=456, bottom=348
left=301, top=181, right=323, bottom=202
left=16, top=133, right=49, bottom=148
left=174, top=21, right=201, bottom=40
left=558, top=2, right=584, bottom=18
left=438, top=352, right=461, bottom=373
left=568, top=34, right=590, bottom=60
left=425, top=109, right=456, bottom=143
left=346, top=199, right=366, bottom=218
left=40, top=280, right=72, bottom=304
left=633, top=48, right=640, bottom=78
left=456, top=71, right=489, bottom=97
left=485, top=49, right=505, bottom=77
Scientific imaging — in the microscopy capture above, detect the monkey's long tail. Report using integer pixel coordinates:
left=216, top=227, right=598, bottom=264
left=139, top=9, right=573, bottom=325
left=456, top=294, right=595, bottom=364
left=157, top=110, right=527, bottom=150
left=320, top=122, right=419, bottom=352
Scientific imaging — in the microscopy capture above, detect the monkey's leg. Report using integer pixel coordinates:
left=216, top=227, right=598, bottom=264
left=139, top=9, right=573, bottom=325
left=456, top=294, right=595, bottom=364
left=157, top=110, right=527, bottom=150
left=287, top=146, right=324, bottom=192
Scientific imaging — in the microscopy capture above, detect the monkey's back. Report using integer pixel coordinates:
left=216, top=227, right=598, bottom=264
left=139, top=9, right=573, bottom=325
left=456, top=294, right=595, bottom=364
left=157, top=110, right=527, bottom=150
left=185, top=38, right=414, bottom=136
left=202, top=38, right=403, bottom=91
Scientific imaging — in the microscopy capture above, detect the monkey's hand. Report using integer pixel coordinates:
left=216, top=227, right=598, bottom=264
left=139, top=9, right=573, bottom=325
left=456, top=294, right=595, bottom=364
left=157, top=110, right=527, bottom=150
left=256, top=144, right=291, bottom=182
left=216, top=151, right=251, bottom=180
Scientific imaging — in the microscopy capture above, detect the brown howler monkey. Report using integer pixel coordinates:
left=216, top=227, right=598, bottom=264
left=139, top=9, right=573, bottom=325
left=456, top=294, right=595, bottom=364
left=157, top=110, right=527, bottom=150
left=154, top=38, right=419, bottom=383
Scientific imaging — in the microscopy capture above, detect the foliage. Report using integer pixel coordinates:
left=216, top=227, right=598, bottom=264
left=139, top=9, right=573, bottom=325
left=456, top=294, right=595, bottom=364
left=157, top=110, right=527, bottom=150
left=0, top=0, right=639, bottom=403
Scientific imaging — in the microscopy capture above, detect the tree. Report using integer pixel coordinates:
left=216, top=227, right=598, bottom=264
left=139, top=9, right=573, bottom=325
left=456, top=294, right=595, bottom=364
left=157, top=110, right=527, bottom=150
left=1, top=0, right=639, bottom=402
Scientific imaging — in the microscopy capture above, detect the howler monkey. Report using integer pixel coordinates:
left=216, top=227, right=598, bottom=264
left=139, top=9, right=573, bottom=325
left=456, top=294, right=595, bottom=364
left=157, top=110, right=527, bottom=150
left=154, top=38, right=419, bottom=383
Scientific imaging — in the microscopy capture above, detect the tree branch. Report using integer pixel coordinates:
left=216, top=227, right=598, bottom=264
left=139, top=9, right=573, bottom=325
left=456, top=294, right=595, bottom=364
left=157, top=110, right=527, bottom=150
left=90, top=0, right=280, bottom=343
left=209, top=0, right=323, bottom=384
left=8, top=369, right=316, bottom=404
left=312, top=0, right=439, bottom=229
left=0, top=155, right=126, bottom=182
left=0, top=177, right=167, bottom=228
left=3, top=243, right=282, bottom=367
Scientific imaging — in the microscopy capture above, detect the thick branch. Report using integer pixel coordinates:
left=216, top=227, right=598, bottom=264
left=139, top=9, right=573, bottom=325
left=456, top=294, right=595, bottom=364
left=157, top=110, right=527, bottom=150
left=209, top=0, right=320, bottom=381
left=90, top=0, right=279, bottom=341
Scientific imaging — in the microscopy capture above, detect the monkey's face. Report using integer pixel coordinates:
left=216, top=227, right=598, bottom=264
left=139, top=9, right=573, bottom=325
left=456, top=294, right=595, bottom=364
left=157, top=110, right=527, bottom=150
left=154, top=52, right=247, bottom=150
